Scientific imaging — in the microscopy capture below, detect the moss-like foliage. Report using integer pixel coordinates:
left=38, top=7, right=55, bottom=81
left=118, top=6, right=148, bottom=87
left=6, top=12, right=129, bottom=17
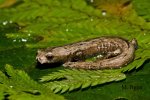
left=0, top=64, right=64, bottom=100
left=0, top=0, right=150, bottom=99
left=133, top=0, right=150, bottom=21
left=2, top=0, right=149, bottom=48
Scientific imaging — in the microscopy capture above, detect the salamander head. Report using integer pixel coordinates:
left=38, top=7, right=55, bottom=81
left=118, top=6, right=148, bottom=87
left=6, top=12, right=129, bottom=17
left=36, top=50, right=55, bottom=64
left=36, top=47, right=69, bottom=64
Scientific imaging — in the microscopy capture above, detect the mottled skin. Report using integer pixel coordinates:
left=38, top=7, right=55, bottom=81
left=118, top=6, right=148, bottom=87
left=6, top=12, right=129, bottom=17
left=36, top=37, right=137, bottom=69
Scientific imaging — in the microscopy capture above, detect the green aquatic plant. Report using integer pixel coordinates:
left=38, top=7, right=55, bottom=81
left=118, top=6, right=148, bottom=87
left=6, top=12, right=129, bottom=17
left=0, top=64, right=64, bottom=100
left=2, top=0, right=149, bottom=48
left=0, top=0, right=150, bottom=99
left=40, top=69, right=126, bottom=93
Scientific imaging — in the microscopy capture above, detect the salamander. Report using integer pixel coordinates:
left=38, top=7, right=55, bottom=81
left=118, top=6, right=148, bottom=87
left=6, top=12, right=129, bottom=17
left=36, top=36, right=137, bottom=69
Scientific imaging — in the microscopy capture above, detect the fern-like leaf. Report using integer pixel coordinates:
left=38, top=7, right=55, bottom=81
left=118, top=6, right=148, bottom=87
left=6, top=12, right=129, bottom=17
left=121, top=49, right=150, bottom=72
left=40, top=69, right=126, bottom=93
left=0, top=64, right=64, bottom=100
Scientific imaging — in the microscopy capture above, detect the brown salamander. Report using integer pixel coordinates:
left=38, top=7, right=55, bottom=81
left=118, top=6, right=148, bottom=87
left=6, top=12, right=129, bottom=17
left=36, top=36, right=137, bottom=69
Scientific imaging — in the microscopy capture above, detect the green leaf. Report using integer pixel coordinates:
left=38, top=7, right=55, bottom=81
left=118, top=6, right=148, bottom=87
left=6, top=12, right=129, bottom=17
left=0, top=64, right=65, bottom=100
left=40, top=69, right=126, bottom=93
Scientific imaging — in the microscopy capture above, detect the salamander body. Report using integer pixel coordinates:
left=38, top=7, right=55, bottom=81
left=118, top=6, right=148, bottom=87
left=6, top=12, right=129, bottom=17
left=36, top=37, right=137, bottom=69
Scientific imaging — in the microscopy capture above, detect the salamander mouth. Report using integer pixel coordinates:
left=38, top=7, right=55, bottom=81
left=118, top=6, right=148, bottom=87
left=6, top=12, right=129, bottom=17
left=36, top=56, right=49, bottom=64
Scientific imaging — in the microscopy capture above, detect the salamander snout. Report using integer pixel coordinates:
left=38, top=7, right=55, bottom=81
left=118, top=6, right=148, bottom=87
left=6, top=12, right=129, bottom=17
left=36, top=50, right=53, bottom=64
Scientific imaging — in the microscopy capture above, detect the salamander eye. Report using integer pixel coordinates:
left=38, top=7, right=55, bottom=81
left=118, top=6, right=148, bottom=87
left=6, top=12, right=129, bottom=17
left=46, top=52, right=53, bottom=59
